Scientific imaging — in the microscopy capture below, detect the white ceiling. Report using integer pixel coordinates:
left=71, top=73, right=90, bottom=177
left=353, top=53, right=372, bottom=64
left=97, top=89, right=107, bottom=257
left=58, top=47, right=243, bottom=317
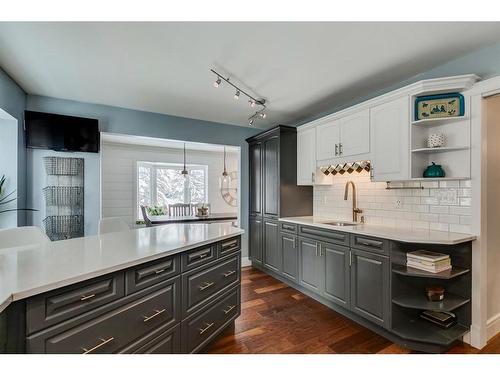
left=1, top=22, right=500, bottom=128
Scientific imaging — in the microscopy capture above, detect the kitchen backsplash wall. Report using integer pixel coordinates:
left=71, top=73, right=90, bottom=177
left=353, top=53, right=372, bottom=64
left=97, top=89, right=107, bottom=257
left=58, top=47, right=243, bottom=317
left=313, top=171, right=472, bottom=233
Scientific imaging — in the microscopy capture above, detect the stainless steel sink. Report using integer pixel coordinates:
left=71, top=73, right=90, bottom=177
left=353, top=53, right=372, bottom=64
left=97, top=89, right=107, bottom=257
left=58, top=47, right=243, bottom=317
left=321, top=221, right=358, bottom=227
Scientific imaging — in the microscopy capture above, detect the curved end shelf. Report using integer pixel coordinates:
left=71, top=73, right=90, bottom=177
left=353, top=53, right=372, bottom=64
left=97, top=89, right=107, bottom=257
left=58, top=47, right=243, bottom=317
left=392, top=264, right=470, bottom=279
left=392, top=320, right=468, bottom=347
left=411, top=116, right=467, bottom=127
left=392, top=292, right=470, bottom=312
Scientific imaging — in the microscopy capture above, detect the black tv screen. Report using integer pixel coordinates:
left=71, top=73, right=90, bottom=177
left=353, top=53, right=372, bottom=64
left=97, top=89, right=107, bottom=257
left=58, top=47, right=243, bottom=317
left=25, top=111, right=100, bottom=153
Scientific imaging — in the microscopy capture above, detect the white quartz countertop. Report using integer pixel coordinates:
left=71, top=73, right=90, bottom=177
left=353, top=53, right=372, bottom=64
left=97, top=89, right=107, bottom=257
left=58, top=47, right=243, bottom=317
left=0, top=223, right=244, bottom=314
left=279, top=216, right=476, bottom=245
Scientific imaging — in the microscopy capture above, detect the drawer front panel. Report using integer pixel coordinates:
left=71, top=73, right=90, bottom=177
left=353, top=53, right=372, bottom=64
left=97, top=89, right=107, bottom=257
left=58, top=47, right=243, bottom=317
left=126, top=255, right=180, bottom=294
left=26, top=273, right=125, bottom=335
left=182, top=287, right=240, bottom=353
left=121, top=324, right=181, bottom=354
left=280, top=222, right=297, bottom=234
left=350, top=234, right=389, bottom=255
left=182, top=255, right=240, bottom=317
left=27, top=277, right=180, bottom=354
left=181, top=245, right=217, bottom=272
left=298, top=225, right=350, bottom=246
left=218, top=236, right=241, bottom=258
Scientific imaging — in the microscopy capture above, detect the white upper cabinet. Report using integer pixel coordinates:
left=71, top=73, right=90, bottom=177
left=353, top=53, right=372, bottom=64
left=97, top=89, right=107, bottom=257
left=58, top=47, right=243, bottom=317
left=297, top=127, right=316, bottom=185
left=370, top=96, right=410, bottom=181
left=339, top=109, right=370, bottom=157
left=316, top=120, right=340, bottom=161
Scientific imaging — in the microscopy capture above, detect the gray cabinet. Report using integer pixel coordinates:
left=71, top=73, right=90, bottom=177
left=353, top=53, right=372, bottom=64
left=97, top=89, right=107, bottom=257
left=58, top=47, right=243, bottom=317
left=249, top=142, right=262, bottom=216
left=249, top=215, right=263, bottom=264
left=350, top=248, right=389, bottom=327
left=263, top=135, right=279, bottom=217
left=263, top=218, right=280, bottom=273
left=322, top=243, right=350, bottom=309
left=298, top=237, right=322, bottom=294
left=280, top=232, right=298, bottom=282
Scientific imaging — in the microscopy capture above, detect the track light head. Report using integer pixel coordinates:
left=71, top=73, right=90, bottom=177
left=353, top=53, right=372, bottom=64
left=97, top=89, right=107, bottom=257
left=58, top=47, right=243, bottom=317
left=234, top=90, right=240, bottom=100
left=260, top=112, right=267, bottom=119
left=249, top=119, right=254, bottom=126
left=249, top=100, right=256, bottom=108
left=213, top=77, right=221, bottom=88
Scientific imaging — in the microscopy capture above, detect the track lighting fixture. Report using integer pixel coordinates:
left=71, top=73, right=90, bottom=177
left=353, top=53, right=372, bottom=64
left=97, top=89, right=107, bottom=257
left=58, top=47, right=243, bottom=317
left=210, top=68, right=268, bottom=125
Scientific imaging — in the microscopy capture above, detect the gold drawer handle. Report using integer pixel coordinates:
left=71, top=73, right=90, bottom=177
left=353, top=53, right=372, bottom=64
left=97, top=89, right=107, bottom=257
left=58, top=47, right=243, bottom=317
left=199, top=281, right=215, bottom=291
left=154, top=268, right=166, bottom=274
left=199, top=253, right=208, bottom=259
left=223, top=305, right=236, bottom=314
left=80, top=294, right=96, bottom=301
left=81, top=337, right=114, bottom=354
left=198, top=322, right=214, bottom=335
left=143, top=308, right=166, bottom=322
left=223, top=270, right=236, bottom=278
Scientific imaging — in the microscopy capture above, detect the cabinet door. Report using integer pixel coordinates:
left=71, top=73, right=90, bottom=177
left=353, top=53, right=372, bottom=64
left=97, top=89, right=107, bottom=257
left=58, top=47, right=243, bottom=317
left=370, top=96, right=409, bottom=181
left=350, top=249, right=389, bottom=328
left=322, top=243, right=350, bottom=309
left=280, top=233, right=298, bottom=282
left=298, top=237, right=322, bottom=294
left=316, top=120, right=340, bottom=161
left=249, top=142, right=262, bottom=215
left=339, top=109, right=370, bottom=157
left=249, top=216, right=263, bottom=264
left=263, top=136, right=279, bottom=217
left=297, top=128, right=316, bottom=186
left=263, top=219, right=280, bottom=273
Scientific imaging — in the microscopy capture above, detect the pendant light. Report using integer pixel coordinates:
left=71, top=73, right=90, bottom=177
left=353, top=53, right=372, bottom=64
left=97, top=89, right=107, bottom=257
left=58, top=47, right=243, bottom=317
left=221, top=146, right=231, bottom=185
left=181, top=142, right=189, bottom=177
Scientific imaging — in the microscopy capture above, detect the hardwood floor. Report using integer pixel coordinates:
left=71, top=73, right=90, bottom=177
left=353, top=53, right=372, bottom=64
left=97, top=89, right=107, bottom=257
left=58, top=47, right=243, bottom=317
left=204, top=266, right=500, bottom=354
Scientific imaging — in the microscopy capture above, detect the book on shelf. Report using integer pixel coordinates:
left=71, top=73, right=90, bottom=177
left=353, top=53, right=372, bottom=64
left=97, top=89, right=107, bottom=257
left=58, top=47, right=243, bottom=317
left=420, top=310, right=457, bottom=329
left=406, top=260, right=452, bottom=273
left=406, top=250, right=450, bottom=262
left=406, top=258, right=451, bottom=268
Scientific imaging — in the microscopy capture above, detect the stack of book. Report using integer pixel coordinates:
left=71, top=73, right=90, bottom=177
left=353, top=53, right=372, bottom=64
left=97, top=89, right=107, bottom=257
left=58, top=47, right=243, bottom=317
left=406, top=250, right=451, bottom=273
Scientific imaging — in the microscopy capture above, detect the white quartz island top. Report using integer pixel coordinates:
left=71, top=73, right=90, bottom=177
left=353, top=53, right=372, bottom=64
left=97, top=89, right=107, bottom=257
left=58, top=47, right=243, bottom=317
left=279, top=216, right=476, bottom=245
left=0, top=223, right=244, bottom=314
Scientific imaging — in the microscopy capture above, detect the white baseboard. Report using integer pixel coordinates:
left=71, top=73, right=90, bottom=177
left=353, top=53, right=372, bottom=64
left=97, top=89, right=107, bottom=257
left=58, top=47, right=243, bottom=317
left=487, top=312, right=500, bottom=341
left=241, top=257, right=251, bottom=267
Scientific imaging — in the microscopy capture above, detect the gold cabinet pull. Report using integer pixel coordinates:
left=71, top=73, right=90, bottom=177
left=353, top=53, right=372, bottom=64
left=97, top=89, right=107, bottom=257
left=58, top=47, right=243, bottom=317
left=223, top=305, right=236, bottom=314
left=80, top=294, right=96, bottom=301
left=223, top=270, right=236, bottom=278
left=154, top=268, right=166, bottom=274
left=198, top=281, right=215, bottom=291
left=142, top=308, right=166, bottom=322
left=199, top=253, right=208, bottom=259
left=198, top=322, right=214, bottom=335
left=81, top=337, right=114, bottom=354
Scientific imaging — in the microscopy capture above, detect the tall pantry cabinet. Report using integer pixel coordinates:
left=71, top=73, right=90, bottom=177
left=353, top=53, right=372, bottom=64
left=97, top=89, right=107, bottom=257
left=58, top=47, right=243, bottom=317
left=246, top=125, right=313, bottom=272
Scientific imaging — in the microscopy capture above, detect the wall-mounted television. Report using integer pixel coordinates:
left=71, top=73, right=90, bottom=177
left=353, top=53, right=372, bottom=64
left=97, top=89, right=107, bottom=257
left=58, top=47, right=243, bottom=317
left=25, top=111, right=100, bottom=153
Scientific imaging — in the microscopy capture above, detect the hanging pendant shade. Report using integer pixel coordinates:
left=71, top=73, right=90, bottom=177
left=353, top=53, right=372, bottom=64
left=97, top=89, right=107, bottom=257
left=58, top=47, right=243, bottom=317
left=181, top=142, right=189, bottom=177
left=221, top=146, right=231, bottom=183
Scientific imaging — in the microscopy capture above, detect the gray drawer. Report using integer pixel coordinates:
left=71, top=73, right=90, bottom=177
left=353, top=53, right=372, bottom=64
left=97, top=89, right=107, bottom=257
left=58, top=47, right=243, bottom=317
left=26, top=273, right=125, bottom=335
left=182, top=287, right=240, bottom=353
left=126, top=255, right=180, bottom=294
left=181, top=245, right=217, bottom=272
left=120, top=324, right=181, bottom=354
left=217, top=236, right=241, bottom=258
left=350, top=234, right=389, bottom=256
left=27, top=276, right=180, bottom=354
left=182, top=254, right=240, bottom=317
left=298, top=225, right=350, bottom=246
left=280, top=221, right=297, bottom=234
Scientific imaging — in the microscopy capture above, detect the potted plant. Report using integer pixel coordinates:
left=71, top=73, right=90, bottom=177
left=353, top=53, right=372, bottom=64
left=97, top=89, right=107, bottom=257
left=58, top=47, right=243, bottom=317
left=0, top=174, right=37, bottom=216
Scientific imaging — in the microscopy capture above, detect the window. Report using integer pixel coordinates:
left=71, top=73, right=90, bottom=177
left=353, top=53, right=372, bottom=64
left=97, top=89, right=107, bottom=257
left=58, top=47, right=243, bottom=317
left=137, top=162, right=208, bottom=219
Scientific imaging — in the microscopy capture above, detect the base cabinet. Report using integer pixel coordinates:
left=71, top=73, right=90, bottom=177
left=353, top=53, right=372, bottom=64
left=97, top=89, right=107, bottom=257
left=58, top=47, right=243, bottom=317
left=350, top=249, right=390, bottom=328
left=280, top=233, right=298, bottom=282
left=298, top=237, right=322, bottom=294
left=263, top=219, right=280, bottom=273
left=249, top=216, right=263, bottom=264
left=322, top=243, right=350, bottom=309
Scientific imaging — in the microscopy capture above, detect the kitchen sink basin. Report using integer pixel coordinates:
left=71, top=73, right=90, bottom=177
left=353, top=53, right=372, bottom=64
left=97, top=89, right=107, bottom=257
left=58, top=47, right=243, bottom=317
left=321, top=221, right=358, bottom=227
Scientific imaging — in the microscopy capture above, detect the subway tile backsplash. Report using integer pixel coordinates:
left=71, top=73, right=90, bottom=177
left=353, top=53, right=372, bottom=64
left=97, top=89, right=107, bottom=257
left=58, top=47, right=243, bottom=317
left=313, top=172, right=472, bottom=234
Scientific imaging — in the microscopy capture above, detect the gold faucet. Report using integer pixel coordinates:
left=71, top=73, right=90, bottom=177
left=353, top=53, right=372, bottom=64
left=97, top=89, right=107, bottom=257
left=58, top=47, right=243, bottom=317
left=344, top=181, right=363, bottom=222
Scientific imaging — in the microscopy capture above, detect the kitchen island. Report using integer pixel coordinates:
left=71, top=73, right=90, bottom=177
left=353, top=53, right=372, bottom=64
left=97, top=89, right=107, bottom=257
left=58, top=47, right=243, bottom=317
left=0, top=222, right=244, bottom=354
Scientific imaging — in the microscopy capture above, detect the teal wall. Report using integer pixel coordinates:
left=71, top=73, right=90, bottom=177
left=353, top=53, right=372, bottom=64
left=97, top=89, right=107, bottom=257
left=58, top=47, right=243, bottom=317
left=0, top=68, right=27, bottom=226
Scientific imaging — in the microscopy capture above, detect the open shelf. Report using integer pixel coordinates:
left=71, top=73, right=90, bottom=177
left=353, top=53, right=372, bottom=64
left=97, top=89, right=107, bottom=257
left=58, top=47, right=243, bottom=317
left=392, top=264, right=470, bottom=279
left=411, top=146, right=469, bottom=154
left=392, top=320, right=468, bottom=346
left=408, top=177, right=470, bottom=182
left=392, top=292, right=470, bottom=311
left=411, top=116, right=466, bottom=127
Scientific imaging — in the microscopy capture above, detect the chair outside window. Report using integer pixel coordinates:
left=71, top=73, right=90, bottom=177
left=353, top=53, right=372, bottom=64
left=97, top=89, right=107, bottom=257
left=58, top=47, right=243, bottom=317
left=140, top=205, right=153, bottom=227
left=168, top=203, right=192, bottom=217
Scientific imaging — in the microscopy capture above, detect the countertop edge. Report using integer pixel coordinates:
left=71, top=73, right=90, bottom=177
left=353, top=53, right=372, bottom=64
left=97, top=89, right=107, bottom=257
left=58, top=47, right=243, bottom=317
left=0, top=230, right=244, bottom=315
left=278, top=217, right=476, bottom=245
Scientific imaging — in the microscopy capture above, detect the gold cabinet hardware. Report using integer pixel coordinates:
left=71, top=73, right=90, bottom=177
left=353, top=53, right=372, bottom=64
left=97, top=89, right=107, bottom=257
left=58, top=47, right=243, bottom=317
left=81, top=337, right=114, bottom=354
left=154, top=268, right=166, bottom=274
left=199, top=322, right=215, bottom=335
left=199, top=281, right=215, bottom=291
left=80, top=294, right=96, bottom=301
left=223, top=305, right=236, bottom=314
left=223, top=270, right=236, bottom=278
left=142, top=308, right=166, bottom=322
left=199, top=253, right=208, bottom=259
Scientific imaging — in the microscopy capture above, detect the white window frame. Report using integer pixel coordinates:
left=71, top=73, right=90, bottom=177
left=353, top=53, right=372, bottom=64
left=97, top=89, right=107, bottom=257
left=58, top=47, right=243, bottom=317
left=136, top=161, right=208, bottom=220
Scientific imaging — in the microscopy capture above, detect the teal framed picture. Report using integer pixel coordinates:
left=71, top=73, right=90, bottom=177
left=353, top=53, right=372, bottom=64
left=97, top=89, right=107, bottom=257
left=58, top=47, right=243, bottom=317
left=415, top=93, right=465, bottom=121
